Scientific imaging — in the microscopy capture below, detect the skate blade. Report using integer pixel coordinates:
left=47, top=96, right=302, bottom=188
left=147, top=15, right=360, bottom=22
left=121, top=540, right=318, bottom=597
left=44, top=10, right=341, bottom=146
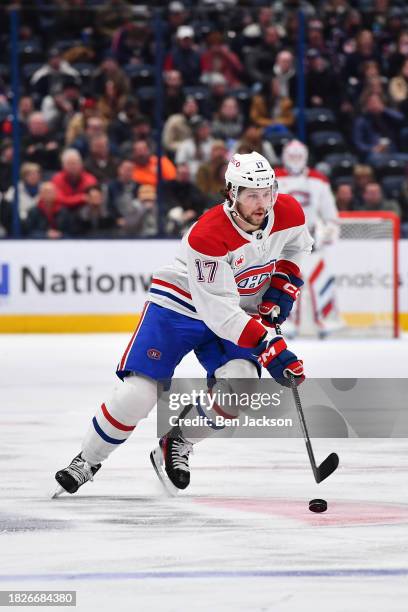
left=50, top=485, right=66, bottom=499
left=150, top=447, right=179, bottom=498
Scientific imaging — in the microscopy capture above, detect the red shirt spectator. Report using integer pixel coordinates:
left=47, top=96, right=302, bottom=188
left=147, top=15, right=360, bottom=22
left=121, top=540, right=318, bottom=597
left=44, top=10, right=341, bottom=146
left=201, top=32, right=244, bottom=88
left=52, top=149, right=97, bottom=208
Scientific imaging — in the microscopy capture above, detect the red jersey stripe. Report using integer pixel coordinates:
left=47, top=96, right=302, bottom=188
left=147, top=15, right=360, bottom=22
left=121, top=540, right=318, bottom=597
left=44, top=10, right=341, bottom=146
left=151, top=278, right=192, bottom=300
left=101, top=403, right=135, bottom=432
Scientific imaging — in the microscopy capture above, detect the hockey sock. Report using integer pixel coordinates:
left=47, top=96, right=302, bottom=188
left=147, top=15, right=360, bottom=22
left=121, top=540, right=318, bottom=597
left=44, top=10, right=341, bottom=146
left=82, top=374, right=157, bottom=465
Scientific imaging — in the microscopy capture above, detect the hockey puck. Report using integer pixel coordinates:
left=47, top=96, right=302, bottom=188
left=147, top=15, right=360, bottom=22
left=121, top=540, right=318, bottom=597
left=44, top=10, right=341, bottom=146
left=309, top=498, right=327, bottom=513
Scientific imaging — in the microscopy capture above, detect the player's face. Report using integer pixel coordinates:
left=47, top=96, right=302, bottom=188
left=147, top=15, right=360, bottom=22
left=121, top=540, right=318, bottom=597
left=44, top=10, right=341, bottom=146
left=236, top=187, right=272, bottom=227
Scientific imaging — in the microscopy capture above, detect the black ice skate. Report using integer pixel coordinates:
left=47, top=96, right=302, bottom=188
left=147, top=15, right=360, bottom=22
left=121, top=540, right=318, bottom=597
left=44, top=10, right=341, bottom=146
left=52, top=453, right=101, bottom=498
left=150, top=435, right=193, bottom=496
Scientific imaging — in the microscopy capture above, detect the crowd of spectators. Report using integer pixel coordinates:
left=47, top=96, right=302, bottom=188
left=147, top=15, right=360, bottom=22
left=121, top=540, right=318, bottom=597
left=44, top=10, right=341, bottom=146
left=0, top=0, right=408, bottom=239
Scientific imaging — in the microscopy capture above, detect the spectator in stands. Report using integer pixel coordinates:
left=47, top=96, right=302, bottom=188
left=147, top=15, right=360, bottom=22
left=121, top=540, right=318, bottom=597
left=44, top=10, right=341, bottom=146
left=273, top=50, right=297, bottom=101
left=91, top=52, right=130, bottom=98
left=244, top=26, right=282, bottom=87
left=108, top=97, right=140, bottom=146
left=165, top=2, right=190, bottom=46
left=306, top=50, right=340, bottom=110
left=52, top=149, right=97, bottom=209
left=343, top=30, right=382, bottom=82
left=162, top=96, right=199, bottom=157
left=60, top=184, right=115, bottom=238
left=23, top=112, right=60, bottom=171
left=387, top=30, right=408, bottom=78
left=353, top=164, right=375, bottom=207
left=111, top=19, right=153, bottom=66
left=118, top=115, right=154, bottom=158
left=84, top=134, right=118, bottom=184
left=95, top=0, right=134, bottom=43
left=335, top=183, right=357, bottom=212
left=353, top=93, right=404, bottom=162
left=65, top=99, right=99, bottom=146
left=0, top=139, right=13, bottom=194
left=307, top=19, right=329, bottom=58
left=389, top=58, right=408, bottom=114
left=107, top=159, right=139, bottom=227
left=70, top=115, right=108, bottom=158
left=163, top=70, right=185, bottom=119
left=164, top=163, right=207, bottom=235
left=24, top=181, right=64, bottom=239
left=97, top=79, right=128, bottom=123
left=233, top=125, right=278, bottom=165
left=175, top=117, right=214, bottom=180
left=196, top=140, right=228, bottom=206
left=4, top=163, right=41, bottom=223
left=18, top=96, right=35, bottom=138
left=360, top=182, right=401, bottom=217
left=133, top=184, right=158, bottom=237
left=201, top=32, right=244, bottom=88
left=250, top=77, right=294, bottom=129
left=164, top=25, right=202, bottom=86
left=131, top=140, right=176, bottom=186
left=211, top=97, right=244, bottom=145
left=30, top=47, right=80, bottom=99
left=41, top=77, right=82, bottom=135
left=201, top=72, right=228, bottom=118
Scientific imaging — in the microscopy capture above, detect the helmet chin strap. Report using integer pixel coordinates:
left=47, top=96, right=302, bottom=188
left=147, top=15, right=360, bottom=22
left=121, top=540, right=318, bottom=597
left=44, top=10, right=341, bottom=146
left=229, top=198, right=272, bottom=229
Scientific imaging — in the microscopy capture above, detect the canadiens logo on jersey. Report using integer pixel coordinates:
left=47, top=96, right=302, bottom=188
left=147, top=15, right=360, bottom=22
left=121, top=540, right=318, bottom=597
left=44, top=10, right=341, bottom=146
left=286, top=190, right=311, bottom=208
left=147, top=348, right=162, bottom=360
left=234, top=260, right=276, bottom=296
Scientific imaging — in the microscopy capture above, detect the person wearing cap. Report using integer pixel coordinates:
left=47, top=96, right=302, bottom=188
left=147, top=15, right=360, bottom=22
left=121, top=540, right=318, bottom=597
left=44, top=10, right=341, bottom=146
left=306, top=49, right=339, bottom=109
left=30, top=47, right=81, bottom=99
left=164, top=2, right=190, bottom=47
left=164, top=25, right=202, bottom=86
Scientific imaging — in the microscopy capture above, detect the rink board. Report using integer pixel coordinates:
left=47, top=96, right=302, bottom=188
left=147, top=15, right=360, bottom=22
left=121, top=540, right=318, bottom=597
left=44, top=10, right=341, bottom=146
left=0, top=239, right=407, bottom=332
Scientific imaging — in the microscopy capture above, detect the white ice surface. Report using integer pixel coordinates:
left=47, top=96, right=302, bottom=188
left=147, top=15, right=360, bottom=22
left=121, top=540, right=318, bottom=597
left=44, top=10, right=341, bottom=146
left=0, top=334, right=407, bottom=611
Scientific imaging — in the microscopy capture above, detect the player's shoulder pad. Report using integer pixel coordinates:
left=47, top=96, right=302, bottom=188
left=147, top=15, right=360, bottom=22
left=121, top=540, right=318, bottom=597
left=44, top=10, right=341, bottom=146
left=307, top=168, right=330, bottom=183
left=274, top=167, right=289, bottom=178
left=271, top=193, right=305, bottom=233
left=188, top=204, right=248, bottom=257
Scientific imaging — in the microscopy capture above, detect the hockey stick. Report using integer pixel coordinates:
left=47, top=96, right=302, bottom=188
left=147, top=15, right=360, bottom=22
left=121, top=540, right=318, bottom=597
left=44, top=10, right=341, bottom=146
left=273, top=316, right=339, bottom=483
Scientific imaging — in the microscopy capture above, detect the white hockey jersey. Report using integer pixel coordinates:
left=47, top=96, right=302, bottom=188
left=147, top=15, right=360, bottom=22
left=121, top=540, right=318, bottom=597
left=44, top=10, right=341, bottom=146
left=275, top=168, right=338, bottom=232
left=148, top=194, right=313, bottom=349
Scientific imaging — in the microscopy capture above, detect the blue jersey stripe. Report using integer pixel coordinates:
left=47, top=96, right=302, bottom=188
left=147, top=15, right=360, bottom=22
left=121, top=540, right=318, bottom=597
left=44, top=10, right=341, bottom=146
left=319, top=276, right=335, bottom=297
left=149, top=288, right=197, bottom=313
left=92, top=417, right=126, bottom=445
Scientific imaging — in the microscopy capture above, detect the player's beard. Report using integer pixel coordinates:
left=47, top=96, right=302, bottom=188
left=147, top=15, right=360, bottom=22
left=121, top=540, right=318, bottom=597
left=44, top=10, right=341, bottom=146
left=236, top=202, right=268, bottom=228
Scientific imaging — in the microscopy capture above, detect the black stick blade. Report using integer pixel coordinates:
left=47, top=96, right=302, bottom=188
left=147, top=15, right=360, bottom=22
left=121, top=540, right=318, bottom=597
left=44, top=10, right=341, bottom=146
left=315, top=452, right=339, bottom=483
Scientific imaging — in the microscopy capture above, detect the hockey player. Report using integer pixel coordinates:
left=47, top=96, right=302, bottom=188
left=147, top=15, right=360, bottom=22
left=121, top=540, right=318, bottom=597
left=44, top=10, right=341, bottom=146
left=54, top=152, right=313, bottom=496
left=275, top=140, right=341, bottom=336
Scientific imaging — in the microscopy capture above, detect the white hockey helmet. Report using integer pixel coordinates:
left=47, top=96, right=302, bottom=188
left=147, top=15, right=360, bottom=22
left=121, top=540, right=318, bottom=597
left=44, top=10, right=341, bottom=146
left=224, top=152, right=278, bottom=214
left=282, top=139, right=308, bottom=175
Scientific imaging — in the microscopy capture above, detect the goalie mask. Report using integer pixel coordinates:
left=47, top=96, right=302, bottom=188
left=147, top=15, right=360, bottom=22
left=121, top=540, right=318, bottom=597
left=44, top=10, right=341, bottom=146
left=224, top=152, right=278, bottom=218
left=282, top=139, right=308, bottom=176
